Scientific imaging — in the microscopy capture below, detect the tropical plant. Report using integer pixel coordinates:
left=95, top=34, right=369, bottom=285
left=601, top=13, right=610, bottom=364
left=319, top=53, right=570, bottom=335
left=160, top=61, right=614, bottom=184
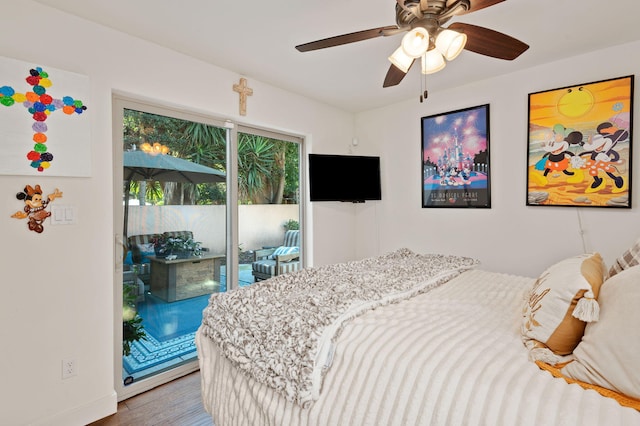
left=283, top=219, right=300, bottom=231
left=182, top=121, right=226, bottom=170
left=152, top=236, right=202, bottom=257
left=165, top=236, right=203, bottom=257
left=237, top=133, right=276, bottom=203
left=283, top=142, right=300, bottom=202
left=123, top=110, right=300, bottom=206
left=125, top=180, right=165, bottom=206
left=122, top=283, right=146, bottom=356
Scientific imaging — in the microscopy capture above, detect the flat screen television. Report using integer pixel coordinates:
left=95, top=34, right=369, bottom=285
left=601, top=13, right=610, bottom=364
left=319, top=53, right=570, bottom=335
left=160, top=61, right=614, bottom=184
left=308, top=154, right=382, bottom=202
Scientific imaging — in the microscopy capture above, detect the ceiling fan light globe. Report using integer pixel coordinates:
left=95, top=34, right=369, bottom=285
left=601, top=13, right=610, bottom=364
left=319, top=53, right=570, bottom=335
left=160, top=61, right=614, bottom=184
left=436, top=30, right=467, bottom=61
left=388, top=47, right=414, bottom=73
left=421, top=50, right=446, bottom=74
left=401, top=27, right=430, bottom=58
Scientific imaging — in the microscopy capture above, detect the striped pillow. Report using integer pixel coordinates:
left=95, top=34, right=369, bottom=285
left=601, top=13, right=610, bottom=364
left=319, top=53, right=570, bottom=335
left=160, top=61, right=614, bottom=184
left=269, top=246, right=299, bottom=260
left=608, top=238, right=640, bottom=277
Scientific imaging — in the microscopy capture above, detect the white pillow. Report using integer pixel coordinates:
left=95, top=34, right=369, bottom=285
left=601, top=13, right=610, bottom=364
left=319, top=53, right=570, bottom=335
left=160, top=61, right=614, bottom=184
left=136, top=242, right=156, bottom=263
left=561, top=265, right=640, bottom=399
left=522, top=253, right=605, bottom=362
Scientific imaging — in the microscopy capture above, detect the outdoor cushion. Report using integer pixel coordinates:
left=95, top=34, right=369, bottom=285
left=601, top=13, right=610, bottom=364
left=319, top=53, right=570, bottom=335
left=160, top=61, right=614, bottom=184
left=136, top=243, right=155, bottom=264
left=252, top=229, right=301, bottom=280
left=282, top=230, right=300, bottom=247
left=269, top=246, right=299, bottom=260
left=124, top=251, right=133, bottom=265
left=127, top=233, right=161, bottom=263
left=252, top=259, right=300, bottom=276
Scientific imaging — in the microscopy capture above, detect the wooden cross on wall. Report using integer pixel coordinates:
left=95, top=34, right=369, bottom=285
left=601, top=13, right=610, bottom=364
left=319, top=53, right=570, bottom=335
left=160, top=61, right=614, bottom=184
left=233, top=78, right=253, bottom=116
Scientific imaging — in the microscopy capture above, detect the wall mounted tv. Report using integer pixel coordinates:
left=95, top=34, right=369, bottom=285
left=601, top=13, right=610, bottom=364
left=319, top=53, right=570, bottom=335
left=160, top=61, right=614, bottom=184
left=308, top=154, right=381, bottom=202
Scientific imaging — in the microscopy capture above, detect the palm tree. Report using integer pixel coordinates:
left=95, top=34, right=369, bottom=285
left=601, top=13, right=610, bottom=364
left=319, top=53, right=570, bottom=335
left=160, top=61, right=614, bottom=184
left=123, top=111, right=298, bottom=205
left=183, top=123, right=283, bottom=204
left=237, top=133, right=276, bottom=203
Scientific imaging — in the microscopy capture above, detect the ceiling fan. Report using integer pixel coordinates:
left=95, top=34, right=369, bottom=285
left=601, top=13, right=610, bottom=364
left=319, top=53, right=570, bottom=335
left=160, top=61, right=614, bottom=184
left=295, top=0, right=529, bottom=90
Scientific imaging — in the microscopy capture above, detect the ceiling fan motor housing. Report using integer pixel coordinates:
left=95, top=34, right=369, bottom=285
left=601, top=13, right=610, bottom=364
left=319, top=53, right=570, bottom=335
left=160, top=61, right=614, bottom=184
left=396, top=0, right=471, bottom=29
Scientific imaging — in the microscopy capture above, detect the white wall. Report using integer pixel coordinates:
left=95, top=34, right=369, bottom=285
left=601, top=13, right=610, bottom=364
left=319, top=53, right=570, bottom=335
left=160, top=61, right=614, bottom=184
left=4, top=2, right=638, bottom=424
left=355, top=40, right=640, bottom=277
left=126, top=204, right=299, bottom=253
left=0, top=2, right=356, bottom=425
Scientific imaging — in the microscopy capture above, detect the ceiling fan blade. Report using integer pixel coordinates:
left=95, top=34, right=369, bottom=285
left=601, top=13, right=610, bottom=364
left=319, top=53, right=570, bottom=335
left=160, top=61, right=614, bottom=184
left=456, top=0, right=506, bottom=15
left=296, top=26, right=400, bottom=52
left=383, top=61, right=413, bottom=88
left=448, top=22, right=529, bottom=60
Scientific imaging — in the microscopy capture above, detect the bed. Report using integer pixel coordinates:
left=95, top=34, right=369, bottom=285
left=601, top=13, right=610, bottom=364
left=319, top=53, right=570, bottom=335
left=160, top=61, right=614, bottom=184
left=195, top=248, right=640, bottom=425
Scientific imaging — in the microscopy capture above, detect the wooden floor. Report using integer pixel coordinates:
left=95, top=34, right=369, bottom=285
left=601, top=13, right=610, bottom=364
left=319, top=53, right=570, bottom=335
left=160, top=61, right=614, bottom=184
left=89, top=371, right=213, bottom=426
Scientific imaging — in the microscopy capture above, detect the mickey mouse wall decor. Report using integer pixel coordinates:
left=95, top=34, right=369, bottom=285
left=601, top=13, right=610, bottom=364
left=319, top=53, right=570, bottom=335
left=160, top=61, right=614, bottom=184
left=527, top=75, right=633, bottom=208
left=11, top=184, right=63, bottom=233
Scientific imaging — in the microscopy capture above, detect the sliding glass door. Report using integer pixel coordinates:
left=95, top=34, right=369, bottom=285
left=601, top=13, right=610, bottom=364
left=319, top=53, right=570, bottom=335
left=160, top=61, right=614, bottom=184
left=114, top=97, right=230, bottom=399
left=237, top=126, right=302, bottom=287
left=113, top=96, right=303, bottom=400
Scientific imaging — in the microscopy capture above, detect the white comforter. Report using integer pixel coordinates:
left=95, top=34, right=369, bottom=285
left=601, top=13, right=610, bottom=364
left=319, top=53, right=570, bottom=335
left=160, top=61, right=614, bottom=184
left=199, top=248, right=477, bottom=407
left=196, top=269, right=640, bottom=425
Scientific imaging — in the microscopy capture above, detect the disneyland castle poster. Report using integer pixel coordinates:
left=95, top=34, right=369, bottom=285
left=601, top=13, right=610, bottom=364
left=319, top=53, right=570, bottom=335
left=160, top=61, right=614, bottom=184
left=421, top=104, right=490, bottom=208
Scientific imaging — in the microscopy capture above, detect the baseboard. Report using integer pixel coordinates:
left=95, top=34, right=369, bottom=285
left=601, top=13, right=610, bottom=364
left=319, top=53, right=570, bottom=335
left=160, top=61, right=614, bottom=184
left=31, top=390, right=117, bottom=426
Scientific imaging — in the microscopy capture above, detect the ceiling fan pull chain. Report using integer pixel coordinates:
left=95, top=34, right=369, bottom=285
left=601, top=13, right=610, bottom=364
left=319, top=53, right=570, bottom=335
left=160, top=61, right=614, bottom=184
left=420, top=70, right=428, bottom=103
left=425, top=68, right=428, bottom=100
left=420, top=68, right=424, bottom=102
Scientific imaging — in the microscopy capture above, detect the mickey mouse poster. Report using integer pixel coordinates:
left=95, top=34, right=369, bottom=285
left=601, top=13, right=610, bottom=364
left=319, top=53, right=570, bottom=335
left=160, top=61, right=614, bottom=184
left=527, top=75, right=633, bottom=208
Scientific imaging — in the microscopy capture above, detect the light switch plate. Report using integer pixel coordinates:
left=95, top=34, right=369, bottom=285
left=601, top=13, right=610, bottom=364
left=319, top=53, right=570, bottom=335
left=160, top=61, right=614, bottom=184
left=50, top=205, right=76, bottom=225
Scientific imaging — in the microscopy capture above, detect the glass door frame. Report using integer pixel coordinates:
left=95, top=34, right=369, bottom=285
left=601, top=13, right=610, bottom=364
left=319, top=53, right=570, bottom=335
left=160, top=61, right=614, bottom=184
left=112, top=93, right=305, bottom=400
left=237, top=123, right=305, bottom=285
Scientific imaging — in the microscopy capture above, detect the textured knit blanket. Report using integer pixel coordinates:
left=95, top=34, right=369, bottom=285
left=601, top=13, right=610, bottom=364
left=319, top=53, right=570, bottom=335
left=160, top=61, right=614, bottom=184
left=199, top=248, right=479, bottom=407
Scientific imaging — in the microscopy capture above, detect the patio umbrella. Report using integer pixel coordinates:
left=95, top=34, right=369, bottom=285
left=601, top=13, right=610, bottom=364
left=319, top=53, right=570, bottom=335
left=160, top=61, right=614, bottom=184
left=124, top=150, right=226, bottom=184
left=123, top=150, right=226, bottom=239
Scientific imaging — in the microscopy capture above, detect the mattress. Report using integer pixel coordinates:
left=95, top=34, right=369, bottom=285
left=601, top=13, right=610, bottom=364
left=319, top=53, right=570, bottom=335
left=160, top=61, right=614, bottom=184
left=196, top=269, right=640, bottom=425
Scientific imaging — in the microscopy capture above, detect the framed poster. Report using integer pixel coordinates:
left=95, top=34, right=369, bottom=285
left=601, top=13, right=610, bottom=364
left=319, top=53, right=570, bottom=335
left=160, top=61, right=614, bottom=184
left=527, top=75, right=633, bottom=207
left=421, top=104, right=490, bottom=208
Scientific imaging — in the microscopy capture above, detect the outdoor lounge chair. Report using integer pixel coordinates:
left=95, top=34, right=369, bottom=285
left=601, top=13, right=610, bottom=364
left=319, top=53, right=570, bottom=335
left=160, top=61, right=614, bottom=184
left=252, top=230, right=300, bottom=281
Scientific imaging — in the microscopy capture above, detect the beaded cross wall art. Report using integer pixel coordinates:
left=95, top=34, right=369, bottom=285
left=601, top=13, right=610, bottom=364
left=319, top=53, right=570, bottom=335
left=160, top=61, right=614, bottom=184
left=0, top=56, right=90, bottom=176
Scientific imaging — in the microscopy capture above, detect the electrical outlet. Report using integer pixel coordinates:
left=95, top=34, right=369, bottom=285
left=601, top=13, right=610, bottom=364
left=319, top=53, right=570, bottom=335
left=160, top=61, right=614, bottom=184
left=62, top=358, right=77, bottom=379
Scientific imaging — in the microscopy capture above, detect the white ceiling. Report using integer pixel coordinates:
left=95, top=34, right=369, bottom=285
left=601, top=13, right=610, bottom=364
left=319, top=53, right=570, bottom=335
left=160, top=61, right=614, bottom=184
left=34, top=0, right=640, bottom=113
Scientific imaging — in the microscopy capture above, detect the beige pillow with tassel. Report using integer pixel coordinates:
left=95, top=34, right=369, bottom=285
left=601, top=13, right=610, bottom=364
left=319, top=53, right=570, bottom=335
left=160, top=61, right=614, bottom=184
left=522, top=253, right=605, bottom=363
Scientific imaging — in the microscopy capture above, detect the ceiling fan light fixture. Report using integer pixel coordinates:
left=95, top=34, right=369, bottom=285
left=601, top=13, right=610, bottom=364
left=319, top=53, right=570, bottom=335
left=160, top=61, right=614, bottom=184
left=388, top=46, right=414, bottom=73
left=421, top=50, right=446, bottom=74
left=435, top=29, right=467, bottom=61
left=401, top=26, right=430, bottom=58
